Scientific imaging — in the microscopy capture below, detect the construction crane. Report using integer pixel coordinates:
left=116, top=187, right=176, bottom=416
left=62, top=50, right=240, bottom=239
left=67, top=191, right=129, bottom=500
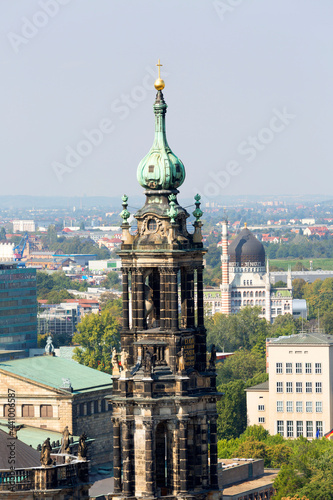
left=13, top=233, right=29, bottom=261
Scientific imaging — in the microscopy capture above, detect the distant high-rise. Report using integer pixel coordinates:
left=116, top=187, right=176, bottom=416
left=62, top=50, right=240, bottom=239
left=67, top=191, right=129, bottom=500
left=0, top=263, right=37, bottom=354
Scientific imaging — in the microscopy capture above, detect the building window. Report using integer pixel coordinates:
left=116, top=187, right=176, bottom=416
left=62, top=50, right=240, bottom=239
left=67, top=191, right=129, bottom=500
left=306, top=382, right=312, bottom=393
left=277, top=401, right=283, bottom=412
left=296, top=421, right=303, bottom=437
left=296, top=362, right=302, bottom=374
left=296, top=401, right=303, bottom=413
left=276, top=382, right=283, bottom=393
left=22, top=405, right=34, bottom=417
left=286, top=401, right=293, bottom=413
left=276, top=362, right=283, bottom=374
left=286, top=362, right=292, bottom=374
left=286, top=382, right=293, bottom=393
left=306, top=402, right=313, bottom=413
left=258, top=417, right=265, bottom=423
left=277, top=420, right=284, bottom=436
left=148, top=165, right=154, bottom=173
left=306, top=421, right=313, bottom=438
left=315, top=363, right=322, bottom=374
left=287, top=420, right=294, bottom=438
left=305, top=362, right=312, bottom=374
left=87, top=402, right=92, bottom=416
left=40, top=405, right=53, bottom=418
left=258, top=405, right=265, bottom=411
left=316, top=421, right=323, bottom=438
left=296, top=382, right=302, bottom=393
left=316, top=402, right=322, bottom=413
left=94, top=401, right=99, bottom=414
left=147, top=219, right=157, bottom=232
left=315, top=382, right=322, bottom=393
left=79, top=403, right=85, bottom=416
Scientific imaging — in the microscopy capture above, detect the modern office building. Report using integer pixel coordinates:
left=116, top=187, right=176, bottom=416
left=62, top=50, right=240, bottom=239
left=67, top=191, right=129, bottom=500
left=0, top=263, right=37, bottom=353
left=12, top=219, right=36, bottom=232
left=246, top=331, right=333, bottom=439
left=37, top=302, right=80, bottom=339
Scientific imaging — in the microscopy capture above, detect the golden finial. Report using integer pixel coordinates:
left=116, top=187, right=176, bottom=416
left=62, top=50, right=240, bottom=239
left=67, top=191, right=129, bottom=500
left=244, top=222, right=247, bottom=228
left=154, top=59, right=165, bottom=91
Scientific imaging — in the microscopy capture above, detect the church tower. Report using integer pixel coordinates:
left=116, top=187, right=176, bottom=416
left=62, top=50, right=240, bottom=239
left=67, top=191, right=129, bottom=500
left=110, top=62, right=222, bottom=500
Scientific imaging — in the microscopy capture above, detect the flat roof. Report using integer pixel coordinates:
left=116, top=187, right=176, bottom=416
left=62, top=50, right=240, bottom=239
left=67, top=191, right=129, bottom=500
left=222, top=471, right=278, bottom=498
left=0, top=356, right=113, bottom=394
left=268, top=331, right=333, bottom=345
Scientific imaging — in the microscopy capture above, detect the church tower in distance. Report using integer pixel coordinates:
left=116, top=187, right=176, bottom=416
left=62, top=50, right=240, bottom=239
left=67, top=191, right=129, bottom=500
left=110, top=61, right=222, bottom=500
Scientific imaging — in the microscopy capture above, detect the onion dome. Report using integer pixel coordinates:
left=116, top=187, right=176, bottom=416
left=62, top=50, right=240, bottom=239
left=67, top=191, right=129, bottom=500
left=228, top=225, right=265, bottom=267
left=136, top=61, right=185, bottom=191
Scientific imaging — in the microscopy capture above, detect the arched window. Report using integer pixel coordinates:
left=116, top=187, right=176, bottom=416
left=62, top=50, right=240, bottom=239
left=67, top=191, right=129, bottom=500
left=250, top=300, right=253, bottom=305
left=263, top=291, right=265, bottom=297
left=250, top=291, right=253, bottom=297
left=255, top=291, right=258, bottom=297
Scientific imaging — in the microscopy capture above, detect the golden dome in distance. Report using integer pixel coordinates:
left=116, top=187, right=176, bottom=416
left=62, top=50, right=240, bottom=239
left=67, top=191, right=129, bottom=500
left=154, top=59, right=165, bottom=90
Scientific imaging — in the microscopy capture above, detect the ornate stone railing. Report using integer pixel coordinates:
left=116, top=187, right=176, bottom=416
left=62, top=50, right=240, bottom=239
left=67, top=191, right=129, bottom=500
left=0, top=459, right=89, bottom=492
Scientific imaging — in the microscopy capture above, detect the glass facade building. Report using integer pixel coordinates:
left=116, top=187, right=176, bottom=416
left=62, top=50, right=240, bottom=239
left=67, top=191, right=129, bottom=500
left=0, top=263, right=37, bottom=353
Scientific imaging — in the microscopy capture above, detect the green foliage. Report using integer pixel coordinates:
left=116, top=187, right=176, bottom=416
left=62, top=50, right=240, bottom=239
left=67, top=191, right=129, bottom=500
left=101, top=271, right=121, bottom=289
left=50, top=236, right=110, bottom=259
left=216, top=380, right=247, bottom=440
left=206, top=306, right=269, bottom=353
left=273, top=438, right=333, bottom=500
left=273, top=280, right=287, bottom=288
left=73, top=309, right=120, bottom=373
left=37, top=271, right=87, bottom=300
left=270, top=314, right=302, bottom=338
left=0, top=227, right=6, bottom=241
left=292, top=278, right=307, bottom=299
left=46, top=289, right=74, bottom=304
left=216, top=349, right=265, bottom=385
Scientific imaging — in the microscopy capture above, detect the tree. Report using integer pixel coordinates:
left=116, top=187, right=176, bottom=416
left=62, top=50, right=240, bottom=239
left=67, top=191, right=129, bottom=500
left=73, top=310, right=120, bottom=373
left=216, top=380, right=247, bottom=440
left=206, top=307, right=269, bottom=354
left=80, top=221, right=85, bottom=230
left=273, top=280, right=287, bottom=288
left=273, top=438, right=333, bottom=500
left=292, top=278, right=307, bottom=299
left=46, top=290, right=74, bottom=304
left=101, top=272, right=121, bottom=289
left=0, top=227, right=6, bottom=241
left=216, top=349, right=265, bottom=385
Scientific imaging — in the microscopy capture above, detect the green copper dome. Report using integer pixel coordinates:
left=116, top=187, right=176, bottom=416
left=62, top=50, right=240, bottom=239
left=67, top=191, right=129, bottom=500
left=137, top=90, right=185, bottom=191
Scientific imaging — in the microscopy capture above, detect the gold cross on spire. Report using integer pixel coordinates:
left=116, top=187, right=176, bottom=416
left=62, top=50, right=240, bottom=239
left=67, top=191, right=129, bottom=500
left=154, top=59, right=165, bottom=91
left=156, top=59, right=162, bottom=79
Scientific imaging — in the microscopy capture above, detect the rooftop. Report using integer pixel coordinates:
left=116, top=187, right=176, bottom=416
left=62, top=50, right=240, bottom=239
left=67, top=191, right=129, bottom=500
left=268, top=331, right=333, bottom=345
left=245, top=381, right=269, bottom=392
left=0, top=356, right=113, bottom=394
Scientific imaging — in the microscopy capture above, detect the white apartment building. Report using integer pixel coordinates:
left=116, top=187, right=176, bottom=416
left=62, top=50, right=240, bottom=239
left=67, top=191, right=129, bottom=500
left=13, top=220, right=35, bottom=232
left=246, top=332, right=333, bottom=439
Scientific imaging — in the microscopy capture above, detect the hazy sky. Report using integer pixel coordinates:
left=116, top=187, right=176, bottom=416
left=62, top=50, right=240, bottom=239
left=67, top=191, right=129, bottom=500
left=0, top=0, right=332, bottom=203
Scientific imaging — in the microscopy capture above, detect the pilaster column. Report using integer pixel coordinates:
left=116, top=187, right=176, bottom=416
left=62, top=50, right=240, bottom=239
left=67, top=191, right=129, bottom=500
left=160, top=269, right=166, bottom=329
left=131, top=269, right=137, bottom=329
left=194, top=417, right=203, bottom=489
left=122, top=268, right=129, bottom=330
left=112, top=418, right=122, bottom=494
left=197, top=266, right=204, bottom=327
left=122, top=420, right=133, bottom=496
left=186, top=267, right=195, bottom=328
left=170, top=268, right=178, bottom=330
left=143, top=420, right=155, bottom=496
left=137, top=268, right=145, bottom=329
left=209, top=415, right=219, bottom=490
left=201, top=415, right=209, bottom=489
left=179, top=419, right=188, bottom=493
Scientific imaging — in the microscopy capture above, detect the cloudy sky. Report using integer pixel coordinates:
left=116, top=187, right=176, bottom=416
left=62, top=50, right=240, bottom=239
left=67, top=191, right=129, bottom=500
left=0, top=0, right=332, bottom=202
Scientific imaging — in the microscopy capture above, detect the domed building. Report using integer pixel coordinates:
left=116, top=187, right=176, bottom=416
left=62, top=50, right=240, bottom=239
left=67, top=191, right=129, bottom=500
left=220, top=220, right=293, bottom=322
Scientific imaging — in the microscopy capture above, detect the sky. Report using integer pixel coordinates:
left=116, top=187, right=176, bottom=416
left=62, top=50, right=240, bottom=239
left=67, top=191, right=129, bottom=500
left=0, top=0, right=332, bottom=203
